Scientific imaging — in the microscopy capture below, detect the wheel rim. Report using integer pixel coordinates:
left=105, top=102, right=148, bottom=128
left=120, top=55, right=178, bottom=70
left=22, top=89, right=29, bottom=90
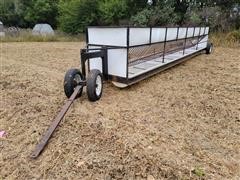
left=95, top=75, right=102, bottom=96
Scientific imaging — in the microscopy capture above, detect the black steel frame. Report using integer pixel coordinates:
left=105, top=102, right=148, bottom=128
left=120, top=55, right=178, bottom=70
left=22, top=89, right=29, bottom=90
left=80, top=47, right=108, bottom=80
left=80, top=26, right=209, bottom=85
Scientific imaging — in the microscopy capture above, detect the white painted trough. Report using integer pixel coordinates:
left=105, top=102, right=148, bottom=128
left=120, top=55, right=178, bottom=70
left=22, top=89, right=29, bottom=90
left=86, top=26, right=212, bottom=89
left=64, top=26, right=213, bottom=101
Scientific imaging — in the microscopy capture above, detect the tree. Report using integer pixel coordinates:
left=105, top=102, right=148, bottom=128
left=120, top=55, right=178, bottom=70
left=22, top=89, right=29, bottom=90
left=0, top=0, right=22, bottom=26
left=58, top=0, right=98, bottom=34
left=131, top=0, right=179, bottom=26
left=98, top=0, right=128, bottom=25
left=1, top=0, right=239, bottom=32
left=24, top=0, right=59, bottom=28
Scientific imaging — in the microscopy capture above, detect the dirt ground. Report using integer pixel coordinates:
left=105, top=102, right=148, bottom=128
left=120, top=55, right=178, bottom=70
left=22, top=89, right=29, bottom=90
left=0, top=42, right=239, bottom=179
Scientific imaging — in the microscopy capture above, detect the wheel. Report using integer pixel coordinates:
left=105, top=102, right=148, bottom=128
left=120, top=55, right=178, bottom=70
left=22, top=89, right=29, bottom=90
left=206, top=42, right=213, bottom=54
left=86, top=69, right=103, bottom=102
left=64, top=68, right=83, bottom=98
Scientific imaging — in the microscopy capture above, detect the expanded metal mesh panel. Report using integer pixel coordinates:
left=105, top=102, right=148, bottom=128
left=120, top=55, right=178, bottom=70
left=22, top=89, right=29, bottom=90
left=128, top=37, right=201, bottom=66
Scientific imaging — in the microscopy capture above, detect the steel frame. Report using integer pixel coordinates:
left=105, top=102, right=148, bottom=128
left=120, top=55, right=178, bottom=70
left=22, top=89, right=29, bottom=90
left=81, top=26, right=209, bottom=86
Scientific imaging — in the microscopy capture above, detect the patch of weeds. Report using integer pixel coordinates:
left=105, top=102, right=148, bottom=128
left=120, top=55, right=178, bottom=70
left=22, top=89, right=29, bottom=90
left=192, top=167, right=205, bottom=177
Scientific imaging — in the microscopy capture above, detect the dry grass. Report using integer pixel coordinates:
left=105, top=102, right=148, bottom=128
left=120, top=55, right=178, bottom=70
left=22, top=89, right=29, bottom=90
left=0, top=29, right=84, bottom=42
left=0, top=42, right=239, bottom=179
left=1, top=28, right=240, bottom=49
left=210, top=30, right=240, bottom=48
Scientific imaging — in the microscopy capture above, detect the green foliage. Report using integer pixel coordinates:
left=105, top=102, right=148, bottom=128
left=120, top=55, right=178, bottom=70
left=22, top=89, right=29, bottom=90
left=125, top=0, right=147, bottom=16
left=192, top=167, right=205, bottom=177
left=131, top=1, right=179, bottom=26
left=184, top=7, right=203, bottom=26
left=226, top=29, right=240, bottom=41
left=150, top=1, right=180, bottom=26
left=24, top=0, right=59, bottom=27
left=0, top=0, right=59, bottom=27
left=98, top=0, right=128, bottom=25
left=58, top=0, right=98, bottom=34
left=0, top=0, right=240, bottom=34
left=0, top=0, right=21, bottom=26
left=130, top=8, right=153, bottom=26
left=189, top=13, right=202, bottom=25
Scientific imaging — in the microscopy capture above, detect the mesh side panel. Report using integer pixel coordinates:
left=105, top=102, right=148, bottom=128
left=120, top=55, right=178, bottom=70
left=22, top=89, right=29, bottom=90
left=128, top=37, right=200, bottom=66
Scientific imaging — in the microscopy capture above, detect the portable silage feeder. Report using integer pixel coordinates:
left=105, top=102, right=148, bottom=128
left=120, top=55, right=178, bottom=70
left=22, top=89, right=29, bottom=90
left=31, top=26, right=213, bottom=158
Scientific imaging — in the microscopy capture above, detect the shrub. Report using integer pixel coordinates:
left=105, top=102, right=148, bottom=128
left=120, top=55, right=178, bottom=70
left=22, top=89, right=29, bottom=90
left=210, top=30, right=240, bottom=48
left=130, top=1, right=179, bottom=26
left=130, top=8, right=154, bottom=26
left=226, top=29, right=240, bottom=42
left=58, top=0, right=98, bottom=34
left=98, top=0, right=128, bottom=25
left=24, top=0, right=59, bottom=28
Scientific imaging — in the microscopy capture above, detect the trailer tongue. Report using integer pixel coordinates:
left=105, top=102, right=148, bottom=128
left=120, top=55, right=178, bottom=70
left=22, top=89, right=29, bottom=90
left=31, top=86, right=82, bottom=158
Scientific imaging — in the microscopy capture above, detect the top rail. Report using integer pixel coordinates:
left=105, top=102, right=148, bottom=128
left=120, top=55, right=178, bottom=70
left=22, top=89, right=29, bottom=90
left=87, top=26, right=209, bottom=49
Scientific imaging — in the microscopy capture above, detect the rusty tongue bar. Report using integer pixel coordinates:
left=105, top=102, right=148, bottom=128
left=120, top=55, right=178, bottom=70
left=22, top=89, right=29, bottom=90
left=30, top=85, right=82, bottom=159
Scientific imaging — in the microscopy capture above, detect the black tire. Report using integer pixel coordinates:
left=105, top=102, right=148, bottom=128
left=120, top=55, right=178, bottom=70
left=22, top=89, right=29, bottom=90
left=64, top=68, right=83, bottom=98
left=206, top=42, right=213, bottom=54
left=86, top=69, right=103, bottom=102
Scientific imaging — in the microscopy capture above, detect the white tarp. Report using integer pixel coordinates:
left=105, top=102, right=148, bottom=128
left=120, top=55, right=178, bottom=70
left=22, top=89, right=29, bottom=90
left=32, top=24, right=54, bottom=36
left=0, top=21, right=3, bottom=30
left=0, top=21, right=5, bottom=37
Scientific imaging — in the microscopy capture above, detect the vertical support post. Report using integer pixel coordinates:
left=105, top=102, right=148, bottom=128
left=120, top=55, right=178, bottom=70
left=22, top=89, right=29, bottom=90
left=86, top=27, right=89, bottom=45
left=85, top=28, right=89, bottom=75
left=102, top=47, right=108, bottom=80
left=80, top=49, right=87, bottom=80
left=203, top=26, right=206, bottom=39
left=193, top=27, right=196, bottom=38
left=162, top=27, right=168, bottom=63
left=176, top=26, right=180, bottom=40
left=149, top=27, right=152, bottom=44
left=196, top=27, right=201, bottom=50
left=203, top=26, right=207, bottom=49
left=183, top=27, right=188, bottom=55
left=126, top=27, right=130, bottom=80
left=191, top=27, right=196, bottom=50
